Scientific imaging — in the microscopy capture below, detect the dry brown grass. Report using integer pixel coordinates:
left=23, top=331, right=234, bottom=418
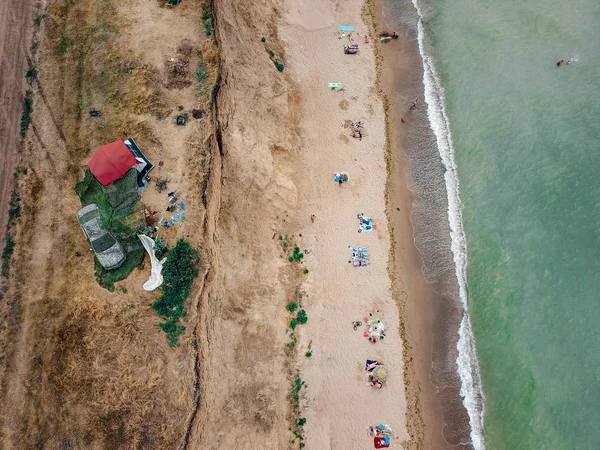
left=0, top=0, right=218, bottom=448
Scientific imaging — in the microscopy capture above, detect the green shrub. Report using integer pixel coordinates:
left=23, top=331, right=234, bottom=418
left=274, top=60, right=285, bottom=72
left=286, top=302, right=298, bottom=313
left=270, top=50, right=275, bottom=58
left=202, top=9, right=210, bottom=20
left=20, top=91, right=32, bottom=138
left=204, top=21, right=212, bottom=36
left=33, top=14, right=46, bottom=27
left=297, top=309, right=307, bottom=325
left=290, top=318, right=298, bottom=330
left=2, top=233, right=15, bottom=277
left=26, top=67, right=37, bottom=83
left=261, top=36, right=266, bottom=42
left=151, top=240, right=199, bottom=346
left=297, top=418, right=306, bottom=426
left=288, top=246, right=303, bottom=263
left=154, top=237, right=167, bottom=259
left=8, top=206, right=20, bottom=220
left=305, top=351, right=312, bottom=358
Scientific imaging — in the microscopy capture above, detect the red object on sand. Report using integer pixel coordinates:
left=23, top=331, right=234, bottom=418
left=88, top=140, right=138, bottom=186
left=374, top=437, right=390, bottom=448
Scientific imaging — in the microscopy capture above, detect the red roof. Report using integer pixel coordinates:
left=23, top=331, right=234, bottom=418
left=88, top=140, right=138, bottom=186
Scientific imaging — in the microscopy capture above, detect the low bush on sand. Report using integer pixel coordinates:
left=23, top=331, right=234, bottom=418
left=151, top=239, right=199, bottom=346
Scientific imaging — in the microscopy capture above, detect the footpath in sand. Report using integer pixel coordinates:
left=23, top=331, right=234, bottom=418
left=281, top=0, right=409, bottom=447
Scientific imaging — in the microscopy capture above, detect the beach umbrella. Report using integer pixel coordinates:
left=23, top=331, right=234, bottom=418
left=373, top=365, right=389, bottom=381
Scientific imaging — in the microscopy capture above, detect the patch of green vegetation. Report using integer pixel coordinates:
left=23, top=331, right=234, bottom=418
left=2, top=233, right=15, bottom=278
left=203, top=9, right=212, bottom=36
left=279, top=234, right=289, bottom=252
left=261, top=36, right=266, bottom=42
left=204, top=21, right=212, bottom=36
left=297, top=309, right=308, bottom=325
left=305, top=350, right=312, bottom=358
left=26, top=67, right=37, bottom=84
left=154, top=237, right=168, bottom=259
left=195, top=67, right=208, bottom=83
left=151, top=240, right=199, bottom=346
left=288, top=377, right=307, bottom=447
left=58, top=34, right=69, bottom=55
left=288, top=246, right=304, bottom=263
left=303, top=268, right=309, bottom=274
left=8, top=205, right=20, bottom=220
left=270, top=50, right=275, bottom=58
left=286, top=302, right=298, bottom=313
left=75, top=168, right=141, bottom=235
left=33, top=14, right=46, bottom=27
left=20, top=91, right=32, bottom=138
left=274, top=60, right=285, bottom=72
left=290, top=318, right=298, bottom=330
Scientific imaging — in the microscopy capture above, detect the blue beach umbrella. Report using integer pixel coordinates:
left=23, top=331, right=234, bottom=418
left=373, top=365, right=388, bottom=381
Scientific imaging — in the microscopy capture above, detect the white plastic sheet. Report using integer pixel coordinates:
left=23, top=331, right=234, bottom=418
left=138, top=235, right=166, bottom=291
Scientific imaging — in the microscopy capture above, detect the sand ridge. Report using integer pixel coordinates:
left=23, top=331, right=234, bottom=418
left=280, top=0, right=409, bottom=447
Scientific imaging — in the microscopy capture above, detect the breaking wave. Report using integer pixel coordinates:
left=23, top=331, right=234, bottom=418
left=411, top=1, right=486, bottom=448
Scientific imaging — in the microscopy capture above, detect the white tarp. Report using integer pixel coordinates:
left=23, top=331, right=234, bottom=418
left=138, top=235, right=166, bottom=291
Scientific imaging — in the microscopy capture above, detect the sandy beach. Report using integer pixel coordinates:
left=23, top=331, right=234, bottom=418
left=280, top=0, right=409, bottom=447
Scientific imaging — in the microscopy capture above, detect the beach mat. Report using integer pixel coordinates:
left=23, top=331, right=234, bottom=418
left=374, top=437, right=390, bottom=448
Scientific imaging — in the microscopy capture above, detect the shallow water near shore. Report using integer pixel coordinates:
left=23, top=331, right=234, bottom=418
left=386, top=0, right=600, bottom=448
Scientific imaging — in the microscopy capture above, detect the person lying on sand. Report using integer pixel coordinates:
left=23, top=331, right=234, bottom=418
left=368, top=375, right=383, bottom=389
left=365, top=360, right=383, bottom=371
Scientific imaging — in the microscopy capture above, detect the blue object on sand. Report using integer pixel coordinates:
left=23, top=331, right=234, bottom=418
left=340, top=26, right=354, bottom=32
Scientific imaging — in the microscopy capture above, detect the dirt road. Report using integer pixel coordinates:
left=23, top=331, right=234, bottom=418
left=0, top=0, right=35, bottom=260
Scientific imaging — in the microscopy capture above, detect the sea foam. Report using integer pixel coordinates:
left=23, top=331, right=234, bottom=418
left=411, top=1, right=486, bottom=448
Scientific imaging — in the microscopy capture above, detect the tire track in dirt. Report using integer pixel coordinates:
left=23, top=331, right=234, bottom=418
left=0, top=0, right=36, bottom=263
left=26, top=56, right=67, bottom=144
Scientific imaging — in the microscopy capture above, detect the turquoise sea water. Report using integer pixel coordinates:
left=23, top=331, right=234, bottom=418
left=415, top=0, right=600, bottom=448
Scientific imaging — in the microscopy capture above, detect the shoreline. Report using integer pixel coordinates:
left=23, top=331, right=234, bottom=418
left=374, top=0, right=476, bottom=447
